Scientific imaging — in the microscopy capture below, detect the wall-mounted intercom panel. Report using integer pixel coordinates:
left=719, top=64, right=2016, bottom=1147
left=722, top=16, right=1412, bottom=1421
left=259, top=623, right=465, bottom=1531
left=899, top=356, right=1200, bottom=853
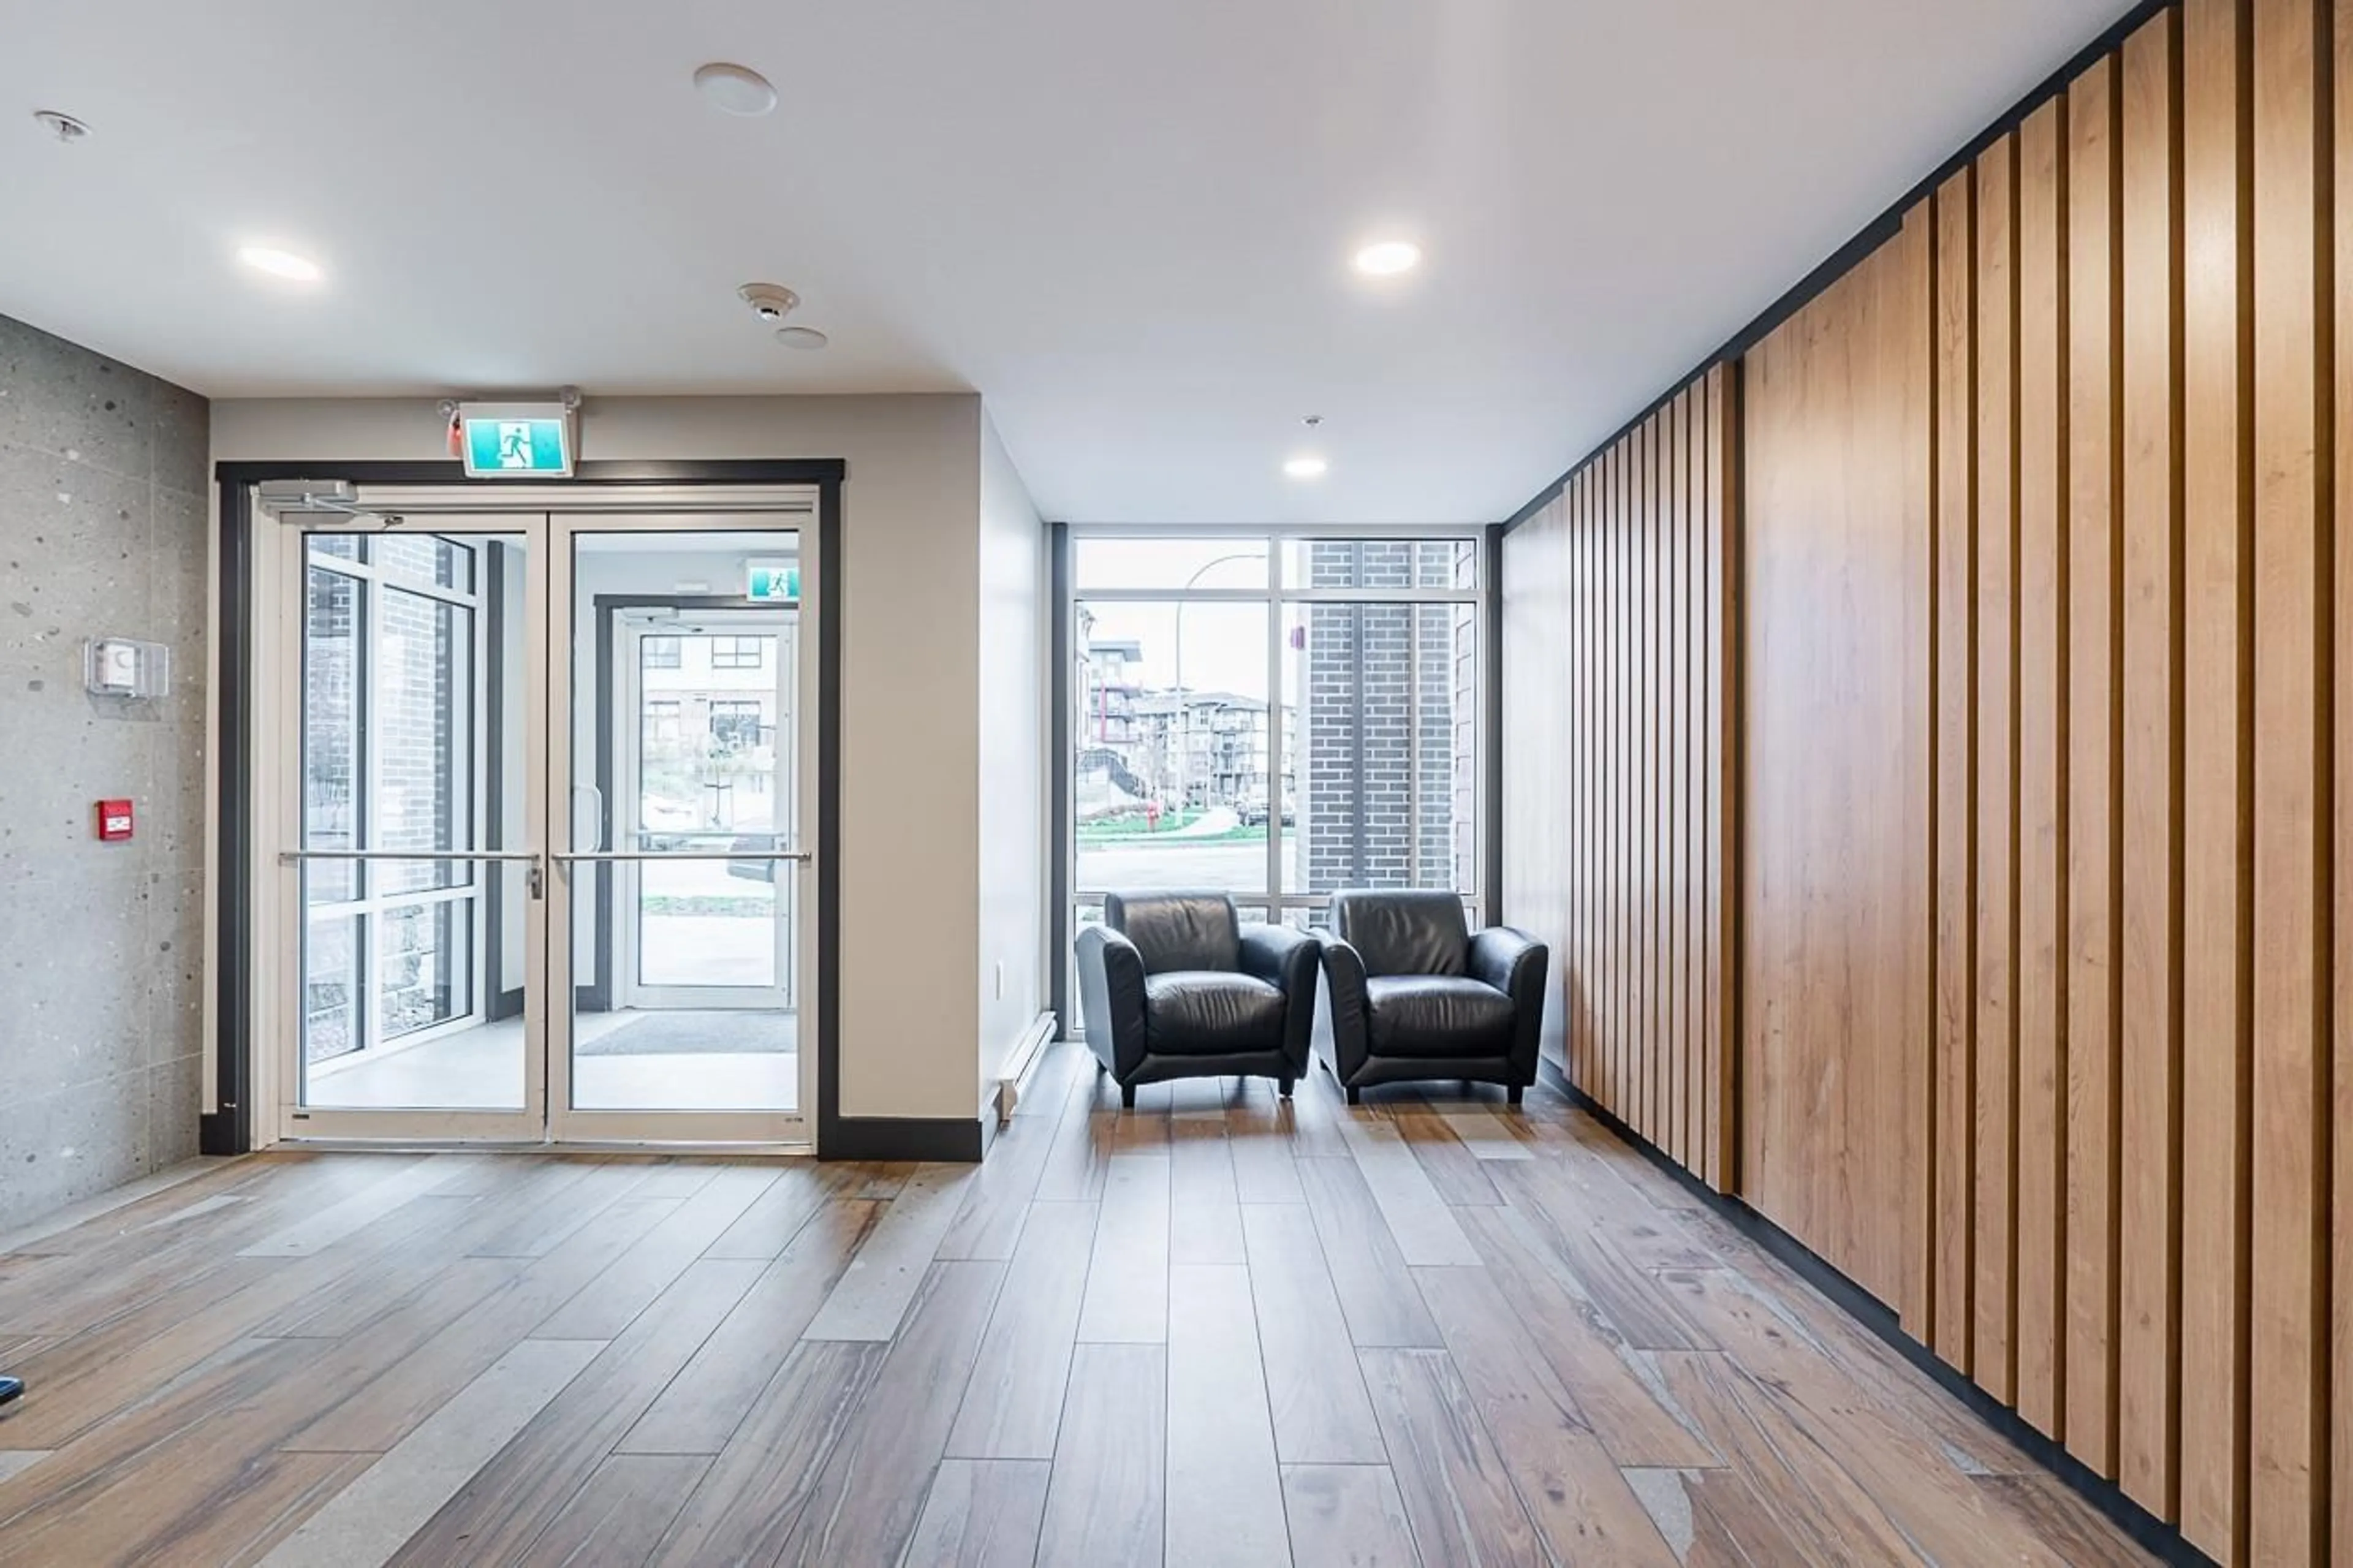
left=83, top=638, right=171, bottom=700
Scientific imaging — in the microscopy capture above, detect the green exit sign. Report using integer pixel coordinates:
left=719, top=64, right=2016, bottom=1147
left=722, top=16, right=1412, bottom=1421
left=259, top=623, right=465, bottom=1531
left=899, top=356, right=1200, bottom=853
left=746, top=561, right=800, bottom=603
left=458, top=403, right=575, bottom=477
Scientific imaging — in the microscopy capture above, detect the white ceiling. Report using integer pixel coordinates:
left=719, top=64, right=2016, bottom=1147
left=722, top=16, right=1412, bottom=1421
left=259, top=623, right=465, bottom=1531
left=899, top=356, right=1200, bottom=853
left=1, top=0, right=2130, bottom=524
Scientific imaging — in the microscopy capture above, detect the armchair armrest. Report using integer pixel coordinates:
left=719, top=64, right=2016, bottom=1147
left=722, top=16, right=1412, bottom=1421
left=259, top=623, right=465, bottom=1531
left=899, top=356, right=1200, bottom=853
left=1075, top=925, right=1150, bottom=1077
left=1239, top=922, right=1319, bottom=1072
left=1469, top=926, right=1549, bottom=1081
left=1315, top=930, right=1373, bottom=1081
left=1238, top=922, right=1315, bottom=987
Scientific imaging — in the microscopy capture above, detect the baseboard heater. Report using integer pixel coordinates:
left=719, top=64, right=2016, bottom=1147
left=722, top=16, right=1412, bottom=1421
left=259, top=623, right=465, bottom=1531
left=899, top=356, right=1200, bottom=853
left=993, top=1012, right=1059, bottom=1124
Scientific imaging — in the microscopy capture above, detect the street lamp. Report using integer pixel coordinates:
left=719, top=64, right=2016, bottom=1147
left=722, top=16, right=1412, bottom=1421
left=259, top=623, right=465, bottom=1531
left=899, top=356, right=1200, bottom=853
left=1172, top=551, right=1263, bottom=819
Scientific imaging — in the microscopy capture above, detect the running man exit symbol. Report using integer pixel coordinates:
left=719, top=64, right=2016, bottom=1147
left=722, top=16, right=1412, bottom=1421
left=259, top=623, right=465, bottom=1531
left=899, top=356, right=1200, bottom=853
left=458, top=409, right=574, bottom=477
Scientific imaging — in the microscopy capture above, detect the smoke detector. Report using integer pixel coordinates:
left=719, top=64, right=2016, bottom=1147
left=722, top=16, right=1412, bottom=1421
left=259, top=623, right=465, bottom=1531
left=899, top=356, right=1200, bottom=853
left=32, top=110, right=91, bottom=144
left=738, top=283, right=801, bottom=323
left=694, top=62, right=778, bottom=117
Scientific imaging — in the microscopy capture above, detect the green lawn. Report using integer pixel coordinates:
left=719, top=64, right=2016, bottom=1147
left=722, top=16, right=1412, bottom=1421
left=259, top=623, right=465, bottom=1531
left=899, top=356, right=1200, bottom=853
left=1077, top=808, right=1207, bottom=843
left=1077, top=814, right=1292, bottom=847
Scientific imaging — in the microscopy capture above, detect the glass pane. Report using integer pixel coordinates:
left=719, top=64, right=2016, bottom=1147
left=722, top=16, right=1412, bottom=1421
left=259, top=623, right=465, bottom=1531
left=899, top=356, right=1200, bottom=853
left=1281, top=537, right=1477, bottom=591
left=379, top=900, right=469, bottom=1040
left=303, top=915, right=359, bottom=1062
left=1073, top=600, right=1275, bottom=896
left=297, top=531, right=524, bottom=1115
left=1074, top=537, right=1267, bottom=592
left=372, top=534, right=474, bottom=593
left=1283, top=600, right=1479, bottom=895
left=569, top=531, right=802, bottom=1115
left=636, top=629, right=781, bottom=990
left=303, top=564, right=361, bottom=904
left=375, top=588, right=473, bottom=896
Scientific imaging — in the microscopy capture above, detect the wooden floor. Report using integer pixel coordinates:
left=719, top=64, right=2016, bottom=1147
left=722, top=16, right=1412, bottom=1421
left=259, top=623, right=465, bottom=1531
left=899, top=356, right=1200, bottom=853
left=0, top=1044, right=2153, bottom=1567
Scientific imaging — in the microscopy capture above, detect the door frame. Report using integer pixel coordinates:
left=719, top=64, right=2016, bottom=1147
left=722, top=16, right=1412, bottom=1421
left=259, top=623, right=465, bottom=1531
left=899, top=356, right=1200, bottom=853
left=266, top=514, right=551, bottom=1143
left=209, top=460, right=846, bottom=1156
left=604, top=602, right=800, bottom=1015
left=547, top=514, right=816, bottom=1145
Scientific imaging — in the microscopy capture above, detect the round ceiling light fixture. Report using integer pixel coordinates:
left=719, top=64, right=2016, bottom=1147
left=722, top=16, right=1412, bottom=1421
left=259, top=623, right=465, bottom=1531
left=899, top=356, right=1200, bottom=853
left=775, top=325, right=829, bottom=350
left=32, top=109, right=91, bottom=143
left=694, top=62, right=779, bottom=116
left=238, top=246, right=324, bottom=282
left=1283, top=454, right=1329, bottom=480
left=1351, top=239, right=1422, bottom=277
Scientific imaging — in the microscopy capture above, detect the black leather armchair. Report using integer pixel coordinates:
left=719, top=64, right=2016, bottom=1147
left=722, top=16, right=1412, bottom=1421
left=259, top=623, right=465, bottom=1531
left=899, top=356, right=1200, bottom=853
left=1075, top=893, right=1319, bottom=1107
left=1317, top=890, right=1547, bottom=1104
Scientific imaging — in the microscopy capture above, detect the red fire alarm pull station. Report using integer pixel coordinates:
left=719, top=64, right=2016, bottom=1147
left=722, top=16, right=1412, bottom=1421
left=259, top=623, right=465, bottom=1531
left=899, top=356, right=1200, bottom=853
left=96, top=799, right=134, bottom=842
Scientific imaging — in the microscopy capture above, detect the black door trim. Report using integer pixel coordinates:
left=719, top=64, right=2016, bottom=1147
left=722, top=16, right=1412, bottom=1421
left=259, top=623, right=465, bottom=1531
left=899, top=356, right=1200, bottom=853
left=205, top=458, right=860, bottom=1156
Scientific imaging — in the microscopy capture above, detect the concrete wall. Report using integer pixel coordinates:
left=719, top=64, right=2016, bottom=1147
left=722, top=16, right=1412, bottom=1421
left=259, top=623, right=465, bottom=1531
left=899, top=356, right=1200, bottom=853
left=0, top=314, right=209, bottom=1229
left=210, top=393, right=1010, bottom=1126
left=976, top=412, right=1048, bottom=1101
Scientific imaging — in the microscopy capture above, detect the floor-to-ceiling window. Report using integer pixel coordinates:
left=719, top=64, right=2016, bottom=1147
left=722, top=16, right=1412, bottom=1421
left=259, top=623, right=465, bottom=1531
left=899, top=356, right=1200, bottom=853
left=300, top=534, right=482, bottom=1067
left=1066, top=531, right=1488, bottom=1011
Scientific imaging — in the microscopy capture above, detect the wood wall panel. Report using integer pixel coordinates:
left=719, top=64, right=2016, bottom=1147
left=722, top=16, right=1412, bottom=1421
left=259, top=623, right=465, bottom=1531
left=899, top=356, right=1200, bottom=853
left=1504, top=2, right=2347, bottom=1556
left=2064, top=50, right=2124, bottom=1484
left=2249, top=0, right=2329, bottom=1559
left=1976, top=129, right=2022, bottom=1409
left=1933, top=169, right=1980, bottom=1371
left=1670, top=391, right=1692, bottom=1173
left=1539, top=384, right=1736, bottom=1187
left=2115, top=10, right=2181, bottom=1517
left=2013, top=96, right=2068, bottom=1445
left=2335, top=5, right=2352, bottom=1555
left=1740, top=210, right=1932, bottom=1306
left=1705, top=366, right=1735, bottom=1194
left=1610, top=443, right=1628, bottom=1118
left=2177, top=0, right=2252, bottom=1554
left=1647, top=409, right=1665, bottom=1149
left=1575, top=472, right=1596, bottom=1096
left=1564, top=474, right=1586, bottom=1093
left=1640, top=421, right=1656, bottom=1142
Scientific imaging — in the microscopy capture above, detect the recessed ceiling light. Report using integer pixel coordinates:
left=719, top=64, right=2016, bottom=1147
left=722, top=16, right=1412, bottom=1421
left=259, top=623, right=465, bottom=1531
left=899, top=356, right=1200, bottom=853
left=238, top=246, right=323, bottom=282
left=775, top=325, right=829, bottom=350
left=695, top=62, right=778, bottom=116
left=1284, top=455, right=1329, bottom=480
left=1352, top=240, right=1422, bottom=277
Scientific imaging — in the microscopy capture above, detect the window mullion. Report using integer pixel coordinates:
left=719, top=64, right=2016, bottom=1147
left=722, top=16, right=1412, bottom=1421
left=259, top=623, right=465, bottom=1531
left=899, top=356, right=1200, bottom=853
left=1265, top=548, right=1284, bottom=917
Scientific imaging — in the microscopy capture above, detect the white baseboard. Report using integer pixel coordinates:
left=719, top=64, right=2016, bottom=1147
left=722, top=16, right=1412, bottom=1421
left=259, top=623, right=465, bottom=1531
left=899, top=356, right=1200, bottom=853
left=992, top=1012, right=1059, bottom=1124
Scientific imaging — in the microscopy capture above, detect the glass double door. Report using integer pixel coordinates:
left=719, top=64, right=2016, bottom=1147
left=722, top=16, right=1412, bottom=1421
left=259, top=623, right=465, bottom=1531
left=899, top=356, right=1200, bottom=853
left=282, top=510, right=813, bottom=1144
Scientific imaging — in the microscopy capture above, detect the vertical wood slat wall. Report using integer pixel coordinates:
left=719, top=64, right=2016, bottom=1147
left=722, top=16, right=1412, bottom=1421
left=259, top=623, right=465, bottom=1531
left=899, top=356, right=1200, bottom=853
left=1502, top=368, right=1737, bottom=1190
left=1498, top=0, right=2341, bottom=1559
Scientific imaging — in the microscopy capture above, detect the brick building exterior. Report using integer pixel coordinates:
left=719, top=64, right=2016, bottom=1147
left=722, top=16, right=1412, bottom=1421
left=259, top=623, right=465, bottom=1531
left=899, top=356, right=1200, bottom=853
left=301, top=538, right=469, bottom=1059
left=1302, top=540, right=1477, bottom=894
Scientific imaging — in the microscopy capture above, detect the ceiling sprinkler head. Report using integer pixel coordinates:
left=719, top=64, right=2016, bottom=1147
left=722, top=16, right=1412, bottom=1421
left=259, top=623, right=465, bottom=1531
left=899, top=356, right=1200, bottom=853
left=738, top=283, right=800, bottom=323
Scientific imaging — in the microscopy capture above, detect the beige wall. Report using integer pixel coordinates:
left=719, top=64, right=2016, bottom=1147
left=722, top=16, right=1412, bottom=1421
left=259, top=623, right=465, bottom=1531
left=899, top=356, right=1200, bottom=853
left=975, top=412, right=1050, bottom=1104
left=210, top=392, right=1007, bottom=1124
